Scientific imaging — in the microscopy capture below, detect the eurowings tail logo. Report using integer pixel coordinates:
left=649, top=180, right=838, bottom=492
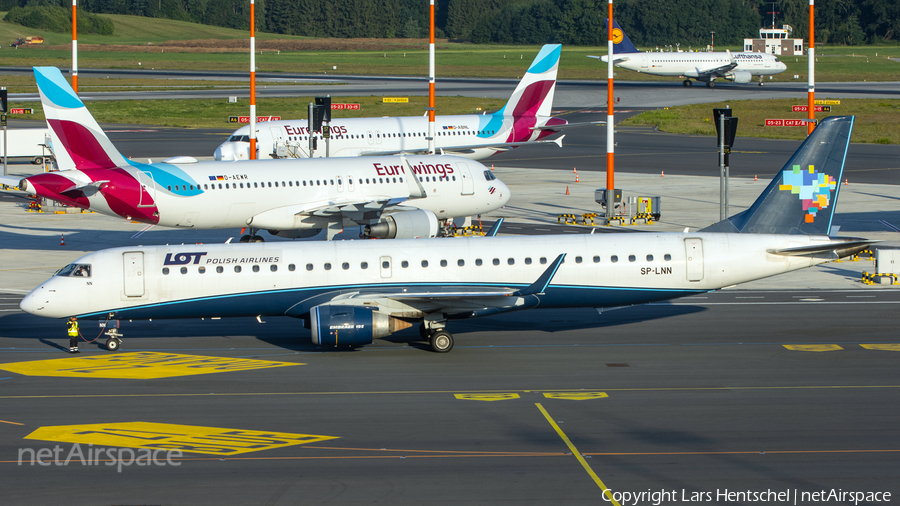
left=778, top=164, right=837, bottom=223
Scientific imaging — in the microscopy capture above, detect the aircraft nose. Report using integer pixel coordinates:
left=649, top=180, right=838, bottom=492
left=19, top=290, right=44, bottom=315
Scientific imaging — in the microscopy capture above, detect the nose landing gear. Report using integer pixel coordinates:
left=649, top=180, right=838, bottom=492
left=104, top=328, right=124, bottom=351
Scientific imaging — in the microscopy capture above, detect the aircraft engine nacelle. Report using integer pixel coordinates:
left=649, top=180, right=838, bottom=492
left=310, top=305, right=412, bottom=346
left=363, top=210, right=439, bottom=239
left=724, top=70, right=752, bottom=84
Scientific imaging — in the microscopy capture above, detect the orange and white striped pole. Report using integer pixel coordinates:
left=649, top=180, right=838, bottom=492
left=606, top=0, right=615, bottom=219
left=807, top=0, right=815, bottom=135
left=427, top=0, right=436, bottom=154
left=249, top=0, right=257, bottom=159
left=72, top=0, right=77, bottom=93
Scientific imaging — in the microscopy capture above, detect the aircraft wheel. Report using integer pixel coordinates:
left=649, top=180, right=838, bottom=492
left=239, top=235, right=251, bottom=243
left=430, top=331, right=454, bottom=353
left=759, top=82, right=764, bottom=86
left=419, top=323, right=430, bottom=339
left=683, top=80, right=692, bottom=87
left=706, top=81, right=715, bottom=88
left=251, top=236, right=265, bottom=243
left=106, top=337, right=121, bottom=351
left=31, top=157, right=43, bottom=165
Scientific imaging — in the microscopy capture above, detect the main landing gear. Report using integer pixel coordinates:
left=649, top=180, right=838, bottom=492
left=758, top=75, right=765, bottom=86
left=706, top=81, right=716, bottom=88
left=419, top=323, right=454, bottom=353
left=239, top=227, right=265, bottom=243
left=683, top=79, right=693, bottom=87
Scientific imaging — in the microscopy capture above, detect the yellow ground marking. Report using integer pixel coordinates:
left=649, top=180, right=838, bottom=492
left=25, top=422, right=338, bottom=455
left=861, top=344, right=900, bottom=351
left=783, top=344, right=843, bottom=352
left=3, top=384, right=899, bottom=400
left=0, top=351, right=300, bottom=379
left=0, top=419, right=24, bottom=425
left=535, top=403, right=620, bottom=505
left=543, top=392, right=608, bottom=401
left=454, top=393, right=520, bottom=401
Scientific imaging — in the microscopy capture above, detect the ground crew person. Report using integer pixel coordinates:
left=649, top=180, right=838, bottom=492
left=67, top=316, right=79, bottom=353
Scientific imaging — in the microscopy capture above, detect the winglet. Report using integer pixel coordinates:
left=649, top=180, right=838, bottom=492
left=485, top=218, right=504, bottom=237
left=553, top=135, right=565, bottom=148
left=513, top=253, right=566, bottom=296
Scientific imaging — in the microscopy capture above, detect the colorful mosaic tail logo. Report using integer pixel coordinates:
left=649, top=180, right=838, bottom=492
left=779, top=164, right=838, bottom=223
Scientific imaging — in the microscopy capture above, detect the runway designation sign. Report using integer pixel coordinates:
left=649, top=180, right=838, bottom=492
left=25, top=422, right=338, bottom=455
left=0, top=352, right=300, bottom=379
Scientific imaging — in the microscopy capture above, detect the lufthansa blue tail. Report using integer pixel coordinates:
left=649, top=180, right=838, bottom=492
left=608, top=19, right=639, bottom=55
left=702, top=116, right=854, bottom=236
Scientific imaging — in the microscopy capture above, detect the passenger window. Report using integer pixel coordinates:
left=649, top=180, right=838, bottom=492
left=492, top=258, right=500, bottom=266
left=216, top=266, right=224, bottom=273
left=162, top=267, right=170, bottom=275
left=628, top=255, right=636, bottom=262
left=401, top=261, right=409, bottom=268
left=575, top=256, right=582, bottom=264
left=234, top=266, right=242, bottom=273
left=458, top=259, right=465, bottom=266
left=540, top=257, right=547, bottom=265
left=664, top=254, right=672, bottom=261
left=475, top=259, right=483, bottom=266
left=421, top=260, right=429, bottom=267
left=507, top=258, right=515, bottom=265
left=611, top=256, right=619, bottom=263
left=324, top=263, right=332, bottom=270
left=361, top=262, right=368, bottom=269
left=252, top=265, right=260, bottom=272
left=270, top=265, right=278, bottom=272
left=440, top=260, right=447, bottom=267
left=382, top=261, right=390, bottom=269
left=180, top=267, right=188, bottom=274
left=647, top=255, right=654, bottom=262
left=593, top=256, right=600, bottom=263
left=525, top=258, right=532, bottom=265
left=342, top=262, right=350, bottom=270
left=198, top=266, right=206, bottom=274
left=306, top=264, right=313, bottom=271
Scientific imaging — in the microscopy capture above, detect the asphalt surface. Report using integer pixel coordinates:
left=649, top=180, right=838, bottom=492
left=1, top=288, right=898, bottom=504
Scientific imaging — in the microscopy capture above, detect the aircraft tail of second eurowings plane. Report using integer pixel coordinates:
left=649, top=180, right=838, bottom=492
left=702, top=116, right=854, bottom=236
left=34, top=66, right=131, bottom=171
left=496, top=44, right=560, bottom=118
left=608, top=19, right=640, bottom=55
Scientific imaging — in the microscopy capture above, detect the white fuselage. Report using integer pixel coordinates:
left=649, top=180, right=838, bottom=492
left=604, top=51, right=786, bottom=78
left=30, top=155, right=508, bottom=230
left=21, top=232, right=834, bottom=321
left=215, top=114, right=555, bottom=161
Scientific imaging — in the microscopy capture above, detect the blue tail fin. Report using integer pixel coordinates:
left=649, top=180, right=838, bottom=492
left=607, top=19, right=639, bottom=55
left=702, top=116, right=854, bottom=235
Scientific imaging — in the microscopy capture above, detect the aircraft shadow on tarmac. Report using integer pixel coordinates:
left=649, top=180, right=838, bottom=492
left=834, top=209, right=900, bottom=233
left=0, top=304, right=706, bottom=352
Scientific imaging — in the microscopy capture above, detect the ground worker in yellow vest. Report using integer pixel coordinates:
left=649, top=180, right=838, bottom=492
left=67, top=316, right=80, bottom=353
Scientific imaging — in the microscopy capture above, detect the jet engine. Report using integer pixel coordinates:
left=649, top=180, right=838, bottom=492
left=724, top=70, right=752, bottom=84
left=310, top=305, right=412, bottom=346
left=363, top=209, right=439, bottom=239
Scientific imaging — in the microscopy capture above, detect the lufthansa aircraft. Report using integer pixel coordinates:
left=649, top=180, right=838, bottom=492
left=589, top=20, right=787, bottom=87
left=4, top=67, right=509, bottom=242
left=215, top=44, right=570, bottom=161
left=20, top=117, right=871, bottom=353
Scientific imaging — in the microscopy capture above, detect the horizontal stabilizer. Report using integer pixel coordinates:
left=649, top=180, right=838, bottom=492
left=767, top=238, right=877, bottom=260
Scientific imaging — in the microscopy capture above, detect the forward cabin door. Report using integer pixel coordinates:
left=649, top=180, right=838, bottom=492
left=684, top=238, right=704, bottom=282
left=457, top=162, right=474, bottom=195
left=123, top=251, right=145, bottom=297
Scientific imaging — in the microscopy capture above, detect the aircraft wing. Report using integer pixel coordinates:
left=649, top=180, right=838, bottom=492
left=588, top=55, right=631, bottom=64
left=247, top=196, right=410, bottom=229
left=356, top=136, right=564, bottom=157
left=533, top=122, right=605, bottom=131
left=696, top=50, right=738, bottom=78
left=0, top=176, right=24, bottom=189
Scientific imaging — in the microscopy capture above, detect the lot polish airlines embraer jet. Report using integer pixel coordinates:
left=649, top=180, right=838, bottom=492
left=20, top=117, right=872, bottom=353
left=214, top=44, right=570, bottom=161
left=589, top=20, right=787, bottom=87
left=4, top=67, right=509, bottom=242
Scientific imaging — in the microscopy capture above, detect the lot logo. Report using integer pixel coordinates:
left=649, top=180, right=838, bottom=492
left=164, top=252, right=208, bottom=265
left=778, top=164, right=837, bottom=223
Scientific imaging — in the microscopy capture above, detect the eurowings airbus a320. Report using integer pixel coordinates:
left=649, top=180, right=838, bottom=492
left=2, top=67, right=509, bottom=242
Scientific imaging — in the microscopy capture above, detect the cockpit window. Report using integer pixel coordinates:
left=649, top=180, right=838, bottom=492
left=774, top=58, right=781, bottom=62
left=483, top=170, right=497, bottom=181
left=228, top=135, right=251, bottom=142
left=57, top=263, right=92, bottom=278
